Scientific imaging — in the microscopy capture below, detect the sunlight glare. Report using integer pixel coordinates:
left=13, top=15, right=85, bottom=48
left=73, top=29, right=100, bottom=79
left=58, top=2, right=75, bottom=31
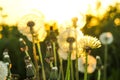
left=0, top=0, right=120, bottom=26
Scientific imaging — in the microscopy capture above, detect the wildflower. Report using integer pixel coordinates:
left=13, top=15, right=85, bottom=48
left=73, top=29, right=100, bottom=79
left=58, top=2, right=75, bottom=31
left=57, top=27, right=84, bottom=60
left=17, top=14, right=47, bottom=42
left=58, top=48, right=78, bottom=60
left=78, top=55, right=97, bottom=74
left=57, top=27, right=83, bottom=52
left=0, top=61, right=8, bottom=80
left=99, top=32, right=113, bottom=45
left=78, top=35, right=101, bottom=54
left=44, top=20, right=58, bottom=31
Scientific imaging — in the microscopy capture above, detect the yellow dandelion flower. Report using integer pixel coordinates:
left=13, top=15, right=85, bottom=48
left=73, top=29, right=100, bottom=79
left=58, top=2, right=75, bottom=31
left=78, top=35, right=101, bottom=50
left=44, top=20, right=58, bottom=31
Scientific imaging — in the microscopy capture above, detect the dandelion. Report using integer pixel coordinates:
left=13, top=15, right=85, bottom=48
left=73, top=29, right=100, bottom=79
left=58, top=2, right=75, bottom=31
left=17, top=14, right=47, bottom=43
left=57, top=27, right=84, bottom=80
left=78, top=35, right=101, bottom=53
left=0, top=61, right=8, bottom=80
left=57, top=27, right=84, bottom=60
left=99, top=32, right=113, bottom=80
left=78, top=55, right=97, bottom=74
left=57, top=27, right=83, bottom=52
left=44, top=20, right=58, bottom=31
left=99, top=32, right=113, bottom=45
left=18, top=14, right=47, bottom=80
left=71, top=14, right=86, bottom=29
left=58, top=48, right=79, bottom=60
left=78, top=35, right=101, bottom=80
left=58, top=14, right=86, bottom=34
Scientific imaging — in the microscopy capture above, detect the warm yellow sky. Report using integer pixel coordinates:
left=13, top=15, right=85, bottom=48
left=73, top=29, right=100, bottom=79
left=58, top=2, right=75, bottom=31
left=0, top=0, right=120, bottom=26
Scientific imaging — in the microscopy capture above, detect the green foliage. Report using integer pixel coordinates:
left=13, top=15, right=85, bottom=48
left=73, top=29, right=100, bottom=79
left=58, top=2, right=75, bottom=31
left=82, top=4, right=120, bottom=80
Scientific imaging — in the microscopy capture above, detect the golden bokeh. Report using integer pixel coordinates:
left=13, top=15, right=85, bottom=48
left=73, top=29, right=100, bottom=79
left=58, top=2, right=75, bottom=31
left=0, top=33, right=2, bottom=39
left=114, top=18, right=120, bottom=26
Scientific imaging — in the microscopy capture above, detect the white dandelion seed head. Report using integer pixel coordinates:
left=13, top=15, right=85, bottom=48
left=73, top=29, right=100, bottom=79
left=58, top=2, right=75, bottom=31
left=99, top=32, right=113, bottom=45
left=17, top=13, right=47, bottom=42
left=57, top=27, right=84, bottom=52
left=0, top=61, right=8, bottom=80
left=58, top=48, right=68, bottom=60
left=58, top=48, right=80, bottom=60
left=78, top=55, right=97, bottom=74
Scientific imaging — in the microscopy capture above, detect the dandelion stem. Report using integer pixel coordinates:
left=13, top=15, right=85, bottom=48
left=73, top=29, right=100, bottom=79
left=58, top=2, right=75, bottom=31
left=52, top=42, right=57, bottom=67
left=75, top=56, right=79, bottom=80
left=71, top=60, right=74, bottom=80
left=58, top=58, right=64, bottom=80
left=37, top=43, right=46, bottom=80
left=65, top=51, right=71, bottom=80
left=97, top=69, right=101, bottom=80
left=84, top=53, right=88, bottom=80
left=32, top=36, right=40, bottom=80
left=104, top=44, right=107, bottom=80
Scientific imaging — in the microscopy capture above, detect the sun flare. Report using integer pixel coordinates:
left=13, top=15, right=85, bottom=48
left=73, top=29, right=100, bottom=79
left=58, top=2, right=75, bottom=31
left=0, top=0, right=120, bottom=26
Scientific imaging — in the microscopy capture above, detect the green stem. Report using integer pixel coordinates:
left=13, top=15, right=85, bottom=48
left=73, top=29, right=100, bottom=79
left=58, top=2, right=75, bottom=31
left=97, top=69, right=101, bottom=80
left=75, top=57, right=79, bottom=80
left=52, top=42, right=57, bottom=67
left=75, top=29, right=79, bottom=80
left=84, top=53, right=88, bottom=80
left=71, top=60, right=74, bottom=80
left=32, top=41, right=40, bottom=80
left=50, top=61, right=53, bottom=68
left=65, top=51, right=71, bottom=80
left=104, top=44, right=107, bottom=80
left=61, top=59, right=64, bottom=80
left=25, top=50, right=29, bottom=56
left=58, top=58, right=64, bottom=80
left=37, top=43, right=46, bottom=80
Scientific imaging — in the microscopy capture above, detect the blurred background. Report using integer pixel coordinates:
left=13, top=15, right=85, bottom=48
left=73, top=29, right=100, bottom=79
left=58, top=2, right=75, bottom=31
left=0, top=0, right=120, bottom=80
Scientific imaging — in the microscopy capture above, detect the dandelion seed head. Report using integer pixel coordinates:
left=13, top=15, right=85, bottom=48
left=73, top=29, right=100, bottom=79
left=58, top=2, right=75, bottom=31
left=17, top=14, right=47, bottom=42
left=99, top=32, right=113, bottom=45
left=0, top=61, right=8, bottom=80
left=78, top=55, right=97, bottom=74
left=57, top=27, right=83, bottom=52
